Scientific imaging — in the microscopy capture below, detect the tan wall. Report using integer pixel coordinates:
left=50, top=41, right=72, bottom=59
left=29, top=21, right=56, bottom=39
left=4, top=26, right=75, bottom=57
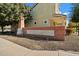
left=28, top=3, right=66, bottom=27
left=49, top=15, right=66, bottom=26
left=32, top=3, right=55, bottom=20
left=29, top=3, right=56, bottom=27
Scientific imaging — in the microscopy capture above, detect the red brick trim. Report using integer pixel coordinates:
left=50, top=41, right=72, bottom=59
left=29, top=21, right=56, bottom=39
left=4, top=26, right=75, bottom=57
left=23, top=26, right=65, bottom=41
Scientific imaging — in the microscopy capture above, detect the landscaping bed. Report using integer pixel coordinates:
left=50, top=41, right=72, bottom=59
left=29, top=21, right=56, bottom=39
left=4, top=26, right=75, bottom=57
left=0, top=33, right=79, bottom=52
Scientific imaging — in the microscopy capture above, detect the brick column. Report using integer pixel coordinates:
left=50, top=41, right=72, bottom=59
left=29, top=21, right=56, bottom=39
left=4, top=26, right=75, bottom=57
left=17, top=14, right=24, bottom=35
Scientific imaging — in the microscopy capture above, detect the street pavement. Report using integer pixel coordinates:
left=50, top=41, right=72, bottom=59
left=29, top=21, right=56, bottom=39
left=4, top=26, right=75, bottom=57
left=0, top=38, right=79, bottom=56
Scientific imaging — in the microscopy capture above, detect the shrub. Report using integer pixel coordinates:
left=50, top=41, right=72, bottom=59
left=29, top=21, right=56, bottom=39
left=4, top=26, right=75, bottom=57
left=66, top=28, right=73, bottom=35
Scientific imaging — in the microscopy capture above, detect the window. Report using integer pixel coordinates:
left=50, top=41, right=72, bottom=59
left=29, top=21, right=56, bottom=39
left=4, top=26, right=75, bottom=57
left=34, top=22, right=36, bottom=24
left=44, top=21, right=47, bottom=23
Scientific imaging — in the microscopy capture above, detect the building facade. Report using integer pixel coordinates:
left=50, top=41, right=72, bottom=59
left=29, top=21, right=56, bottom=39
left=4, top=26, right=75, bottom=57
left=28, top=3, right=66, bottom=27
left=18, top=3, right=66, bottom=40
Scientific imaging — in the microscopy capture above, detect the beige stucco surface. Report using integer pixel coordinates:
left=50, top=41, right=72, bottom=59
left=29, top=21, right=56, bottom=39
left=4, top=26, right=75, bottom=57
left=29, top=3, right=55, bottom=27
left=32, top=3, right=55, bottom=20
left=49, top=15, right=66, bottom=26
left=28, top=3, right=66, bottom=27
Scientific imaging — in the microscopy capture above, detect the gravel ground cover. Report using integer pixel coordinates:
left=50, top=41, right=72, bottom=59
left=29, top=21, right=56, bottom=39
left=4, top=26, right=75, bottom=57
left=0, top=33, right=79, bottom=52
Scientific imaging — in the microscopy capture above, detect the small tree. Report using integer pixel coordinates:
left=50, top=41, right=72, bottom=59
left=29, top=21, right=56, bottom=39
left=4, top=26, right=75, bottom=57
left=24, top=10, right=33, bottom=25
left=0, top=3, right=32, bottom=33
left=71, top=4, right=79, bottom=35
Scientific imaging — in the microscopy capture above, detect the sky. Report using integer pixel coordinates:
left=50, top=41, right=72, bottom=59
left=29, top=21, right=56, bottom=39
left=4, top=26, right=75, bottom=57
left=60, top=3, right=73, bottom=26
left=26, top=3, right=34, bottom=7
left=26, top=3, right=73, bottom=26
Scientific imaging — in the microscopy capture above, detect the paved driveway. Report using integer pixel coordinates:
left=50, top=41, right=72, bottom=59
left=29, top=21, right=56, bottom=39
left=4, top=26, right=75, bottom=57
left=0, top=38, right=79, bottom=56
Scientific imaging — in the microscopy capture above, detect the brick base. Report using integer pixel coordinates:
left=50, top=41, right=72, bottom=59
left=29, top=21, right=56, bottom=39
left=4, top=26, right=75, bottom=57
left=23, top=26, right=65, bottom=41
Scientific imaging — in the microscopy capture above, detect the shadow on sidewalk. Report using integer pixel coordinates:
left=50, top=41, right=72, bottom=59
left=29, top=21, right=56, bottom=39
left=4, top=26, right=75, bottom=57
left=0, top=31, right=63, bottom=41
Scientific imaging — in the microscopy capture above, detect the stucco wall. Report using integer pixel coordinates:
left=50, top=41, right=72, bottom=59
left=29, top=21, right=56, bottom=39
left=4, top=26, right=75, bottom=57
left=32, top=3, right=55, bottom=20
left=27, top=3, right=66, bottom=28
left=29, top=3, right=55, bottom=27
left=49, top=15, right=66, bottom=26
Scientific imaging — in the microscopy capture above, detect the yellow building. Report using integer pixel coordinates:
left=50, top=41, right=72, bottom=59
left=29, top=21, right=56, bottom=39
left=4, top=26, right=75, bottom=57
left=28, top=3, right=66, bottom=27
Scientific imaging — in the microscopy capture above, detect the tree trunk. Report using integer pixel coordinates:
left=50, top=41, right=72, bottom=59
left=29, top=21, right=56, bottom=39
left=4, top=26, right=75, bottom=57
left=1, top=26, right=4, bottom=33
left=78, top=24, right=79, bottom=36
left=76, top=24, right=77, bottom=34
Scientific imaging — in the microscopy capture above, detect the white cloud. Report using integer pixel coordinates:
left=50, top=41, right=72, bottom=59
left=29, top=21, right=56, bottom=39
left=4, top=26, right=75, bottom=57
left=62, top=12, right=70, bottom=15
left=63, top=13, right=68, bottom=15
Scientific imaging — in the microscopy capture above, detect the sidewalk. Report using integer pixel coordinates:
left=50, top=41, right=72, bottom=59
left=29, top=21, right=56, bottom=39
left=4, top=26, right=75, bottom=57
left=0, top=38, right=79, bottom=56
